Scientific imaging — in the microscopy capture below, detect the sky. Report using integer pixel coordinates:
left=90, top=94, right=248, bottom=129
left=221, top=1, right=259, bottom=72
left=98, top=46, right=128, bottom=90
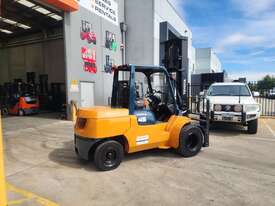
left=169, top=0, right=275, bottom=81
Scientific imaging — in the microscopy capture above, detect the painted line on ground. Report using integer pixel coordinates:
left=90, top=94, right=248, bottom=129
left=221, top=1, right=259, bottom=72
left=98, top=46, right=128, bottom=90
left=7, top=183, right=59, bottom=206
left=262, top=119, right=275, bottom=138
left=7, top=198, right=33, bottom=205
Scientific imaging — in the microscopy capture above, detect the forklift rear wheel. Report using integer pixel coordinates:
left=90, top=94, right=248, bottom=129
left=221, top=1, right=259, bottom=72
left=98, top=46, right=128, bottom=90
left=94, top=140, right=124, bottom=171
left=18, top=109, right=24, bottom=116
left=177, top=124, right=203, bottom=157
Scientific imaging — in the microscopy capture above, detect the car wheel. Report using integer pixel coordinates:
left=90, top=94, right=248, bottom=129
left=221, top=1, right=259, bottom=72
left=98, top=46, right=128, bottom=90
left=94, top=140, right=124, bottom=171
left=177, top=124, right=203, bottom=157
left=18, top=109, right=24, bottom=116
left=247, top=119, right=258, bottom=134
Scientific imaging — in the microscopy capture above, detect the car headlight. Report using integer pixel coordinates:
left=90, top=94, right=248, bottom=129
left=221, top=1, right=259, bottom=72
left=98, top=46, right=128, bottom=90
left=244, top=104, right=260, bottom=113
left=214, top=104, right=222, bottom=111
left=234, top=105, right=242, bottom=112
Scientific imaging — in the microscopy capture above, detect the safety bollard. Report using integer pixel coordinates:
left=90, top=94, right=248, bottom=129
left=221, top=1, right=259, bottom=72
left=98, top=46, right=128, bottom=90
left=70, top=100, right=78, bottom=124
left=0, top=113, right=7, bottom=206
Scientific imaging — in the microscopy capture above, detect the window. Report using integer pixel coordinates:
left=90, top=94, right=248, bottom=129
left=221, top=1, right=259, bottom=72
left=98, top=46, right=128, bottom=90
left=208, top=85, right=251, bottom=96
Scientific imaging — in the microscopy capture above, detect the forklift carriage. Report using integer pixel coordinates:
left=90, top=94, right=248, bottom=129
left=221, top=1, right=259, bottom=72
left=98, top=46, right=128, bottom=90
left=74, top=64, right=209, bottom=171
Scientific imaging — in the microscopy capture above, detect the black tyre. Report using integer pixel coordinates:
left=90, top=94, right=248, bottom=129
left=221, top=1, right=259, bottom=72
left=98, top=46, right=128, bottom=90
left=247, top=119, right=258, bottom=134
left=94, top=140, right=124, bottom=171
left=177, top=124, right=203, bottom=157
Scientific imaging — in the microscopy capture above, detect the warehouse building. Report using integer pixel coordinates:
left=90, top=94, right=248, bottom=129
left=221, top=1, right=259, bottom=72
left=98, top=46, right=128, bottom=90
left=64, top=0, right=125, bottom=109
left=0, top=0, right=124, bottom=118
left=195, top=48, right=222, bottom=74
left=125, top=0, right=196, bottom=83
left=0, top=0, right=197, bottom=118
left=0, top=0, right=74, bottom=115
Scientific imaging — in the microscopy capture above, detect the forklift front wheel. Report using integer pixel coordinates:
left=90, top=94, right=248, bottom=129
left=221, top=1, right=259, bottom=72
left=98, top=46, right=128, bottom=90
left=177, top=124, right=203, bottom=157
left=94, top=140, right=124, bottom=171
left=18, top=109, right=24, bottom=116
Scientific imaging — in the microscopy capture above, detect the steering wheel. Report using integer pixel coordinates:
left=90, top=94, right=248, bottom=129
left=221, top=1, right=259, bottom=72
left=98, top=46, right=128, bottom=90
left=152, top=89, right=164, bottom=95
left=145, top=90, right=161, bottom=109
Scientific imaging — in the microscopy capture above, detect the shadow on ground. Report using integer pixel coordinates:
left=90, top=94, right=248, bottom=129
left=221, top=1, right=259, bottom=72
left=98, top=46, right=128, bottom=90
left=2, top=112, right=64, bottom=120
left=210, top=122, right=248, bottom=137
left=48, top=140, right=180, bottom=172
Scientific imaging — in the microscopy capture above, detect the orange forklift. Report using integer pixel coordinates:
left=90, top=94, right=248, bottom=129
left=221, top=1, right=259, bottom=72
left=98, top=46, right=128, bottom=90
left=74, top=65, right=210, bottom=171
left=74, top=39, right=210, bottom=171
left=8, top=93, right=39, bottom=116
left=8, top=73, right=39, bottom=116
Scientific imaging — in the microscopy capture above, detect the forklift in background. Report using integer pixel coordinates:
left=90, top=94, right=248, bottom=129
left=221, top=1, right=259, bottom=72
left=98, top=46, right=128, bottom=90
left=8, top=73, right=39, bottom=116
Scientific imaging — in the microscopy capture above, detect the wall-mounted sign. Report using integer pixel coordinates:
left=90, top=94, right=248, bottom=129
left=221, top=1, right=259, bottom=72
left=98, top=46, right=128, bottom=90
left=104, top=55, right=115, bottom=73
left=81, top=47, right=97, bottom=74
left=105, top=31, right=117, bottom=51
left=79, top=0, right=118, bottom=25
left=80, top=20, right=96, bottom=44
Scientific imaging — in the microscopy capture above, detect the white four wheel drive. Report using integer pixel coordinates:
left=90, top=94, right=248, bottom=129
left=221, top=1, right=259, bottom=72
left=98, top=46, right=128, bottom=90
left=205, top=82, right=261, bottom=134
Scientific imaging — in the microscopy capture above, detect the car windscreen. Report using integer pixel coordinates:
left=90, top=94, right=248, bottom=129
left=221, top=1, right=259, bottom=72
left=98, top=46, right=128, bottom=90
left=208, top=85, right=251, bottom=96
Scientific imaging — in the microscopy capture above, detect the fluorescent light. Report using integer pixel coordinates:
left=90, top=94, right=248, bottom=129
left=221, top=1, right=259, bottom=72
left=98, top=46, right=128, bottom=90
left=16, top=0, right=35, bottom=8
left=33, top=6, right=51, bottom=15
left=0, top=29, right=13, bottom=34
left=17, top=23, right=31, bottom=29
left=2, top=18, right=17, bottom=25
left=0, top=16, right=31, bottom=29
left=15, top=0, right=63, bottom=22
left=49, top=14, right=63, bottom=21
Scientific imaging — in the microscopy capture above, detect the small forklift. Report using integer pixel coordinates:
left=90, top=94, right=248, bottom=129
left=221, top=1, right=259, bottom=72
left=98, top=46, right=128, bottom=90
left=8, top=76, right=39, bottom=116
left=74, top=65, right=209, bottom=171
left=8, top=93, right=39, bottom=116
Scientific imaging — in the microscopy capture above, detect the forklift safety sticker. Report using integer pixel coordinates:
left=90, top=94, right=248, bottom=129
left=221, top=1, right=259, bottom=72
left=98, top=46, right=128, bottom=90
left=136, top=135, right=149, bottom=145
left=80, top=20, right=97, bottom=45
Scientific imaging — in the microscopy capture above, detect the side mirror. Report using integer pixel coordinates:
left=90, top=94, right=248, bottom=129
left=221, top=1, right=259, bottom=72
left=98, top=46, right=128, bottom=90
left=199, top=90, right=207, bottom=96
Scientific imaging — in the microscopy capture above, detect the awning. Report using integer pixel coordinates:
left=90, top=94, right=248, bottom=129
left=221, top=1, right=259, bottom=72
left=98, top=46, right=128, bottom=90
left=43, top=0, right=79, bottom=12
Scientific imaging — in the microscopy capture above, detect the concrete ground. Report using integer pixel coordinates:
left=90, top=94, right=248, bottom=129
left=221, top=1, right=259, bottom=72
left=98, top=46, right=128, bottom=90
left=2, top=114, right=275, bottom=206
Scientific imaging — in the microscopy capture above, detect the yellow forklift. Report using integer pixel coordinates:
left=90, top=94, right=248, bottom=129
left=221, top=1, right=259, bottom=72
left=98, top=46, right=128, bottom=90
left=74, top=65, right=210, bottom=171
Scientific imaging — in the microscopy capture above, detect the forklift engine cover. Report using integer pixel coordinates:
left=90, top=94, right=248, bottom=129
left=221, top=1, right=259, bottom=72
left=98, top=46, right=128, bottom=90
left=75, top=106, right=191, bottom=157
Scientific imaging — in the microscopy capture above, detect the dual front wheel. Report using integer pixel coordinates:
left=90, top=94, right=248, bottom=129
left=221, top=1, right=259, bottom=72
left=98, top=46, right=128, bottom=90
left=177, top=124, right=203, bottom=157
left=92, top=125, right=203, bottom=171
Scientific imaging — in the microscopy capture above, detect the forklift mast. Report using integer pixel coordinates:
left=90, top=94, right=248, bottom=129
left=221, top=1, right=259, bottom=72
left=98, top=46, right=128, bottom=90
left=162, top=37, right=189, bottom=110
left=162, top=38, right=210, bottom=147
